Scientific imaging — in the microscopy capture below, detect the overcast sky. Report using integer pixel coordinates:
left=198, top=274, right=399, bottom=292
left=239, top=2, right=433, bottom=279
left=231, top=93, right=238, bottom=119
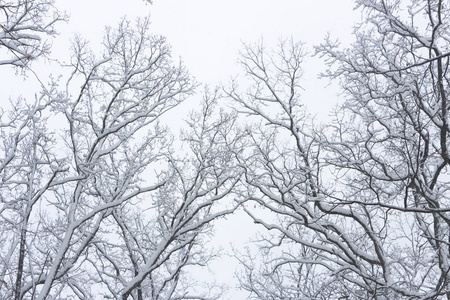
left=57, top=0, right=359, bottom=118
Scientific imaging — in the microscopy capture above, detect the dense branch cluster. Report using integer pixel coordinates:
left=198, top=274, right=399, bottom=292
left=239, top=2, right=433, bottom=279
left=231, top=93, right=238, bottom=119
left=0, top=0, right=66, bottom=67
left=232, top=0, right=450, bottom=299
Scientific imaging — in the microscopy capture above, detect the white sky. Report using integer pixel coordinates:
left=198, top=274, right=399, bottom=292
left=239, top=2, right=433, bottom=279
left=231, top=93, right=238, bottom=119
left=149, top=0, right=358, bottom=83
left=56, top=0, right=359, bottom=118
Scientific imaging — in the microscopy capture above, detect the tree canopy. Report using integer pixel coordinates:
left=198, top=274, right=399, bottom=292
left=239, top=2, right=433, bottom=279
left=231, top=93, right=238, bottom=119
left=1, top=0, right=450, bottom=299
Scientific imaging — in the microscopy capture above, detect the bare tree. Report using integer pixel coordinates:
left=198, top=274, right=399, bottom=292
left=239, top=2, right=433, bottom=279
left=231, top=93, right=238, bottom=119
left=109, top=92, right=243, bottom=300
left=0, top=13, right=242, bottom=299
left=0, top=88, right=69, bottom=300
left=228, top=1, right=450, bottom=295
left=316, top=0, right=450, bottom=298
left=226, top=40, right=337, bottom=300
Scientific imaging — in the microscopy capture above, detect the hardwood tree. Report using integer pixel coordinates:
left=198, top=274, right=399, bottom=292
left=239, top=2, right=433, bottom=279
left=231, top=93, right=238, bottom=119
left=229, top=0, right=450, bottom=297
left=0, top=9, right=242, bottom=299
left=318, top=0, right=450, bottom=298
